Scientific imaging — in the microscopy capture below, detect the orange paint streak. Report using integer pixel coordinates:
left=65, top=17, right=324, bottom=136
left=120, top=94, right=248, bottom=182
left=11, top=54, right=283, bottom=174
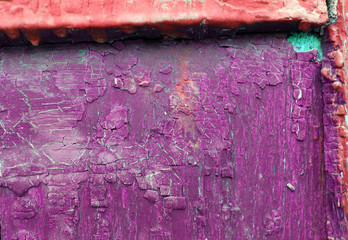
left=171, top=51, right=202, bottom=139
left=175, top=52, right=194, bottom=116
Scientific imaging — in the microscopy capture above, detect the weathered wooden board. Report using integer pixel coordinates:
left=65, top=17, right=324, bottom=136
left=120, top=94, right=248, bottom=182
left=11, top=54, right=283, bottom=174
left=0, top=34, right=330, bottom=239
left=0, top=0, right=328, bottom=45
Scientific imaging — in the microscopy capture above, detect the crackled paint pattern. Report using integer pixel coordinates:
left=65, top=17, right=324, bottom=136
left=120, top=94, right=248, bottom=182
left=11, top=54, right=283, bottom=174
left=322, top=0, right=348, bottom=238
left=288, top=31, right=348, bottom=238
left=0, top=35, right=326, bottom=239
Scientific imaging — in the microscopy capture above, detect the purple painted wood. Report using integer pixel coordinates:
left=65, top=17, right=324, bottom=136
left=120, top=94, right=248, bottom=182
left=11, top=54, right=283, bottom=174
left=0, top=34, right=326, bottom=239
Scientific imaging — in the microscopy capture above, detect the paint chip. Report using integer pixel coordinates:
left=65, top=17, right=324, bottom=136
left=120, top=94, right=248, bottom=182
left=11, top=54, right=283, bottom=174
left=286, top=183, right=296, bottom=192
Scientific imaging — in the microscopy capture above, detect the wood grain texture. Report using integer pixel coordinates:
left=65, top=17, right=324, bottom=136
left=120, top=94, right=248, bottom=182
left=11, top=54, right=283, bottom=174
left=0, top=34, right=328, bottom=239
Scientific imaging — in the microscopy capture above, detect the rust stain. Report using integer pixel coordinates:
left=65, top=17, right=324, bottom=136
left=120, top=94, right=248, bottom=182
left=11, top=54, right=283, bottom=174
left=172, top=51, right=200, bottom=138
left=175, top=51, right=194, bottom=115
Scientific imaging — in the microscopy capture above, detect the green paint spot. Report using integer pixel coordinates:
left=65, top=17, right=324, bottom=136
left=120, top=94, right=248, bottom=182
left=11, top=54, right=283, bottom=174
left=287, top=32, right=323, bottom=60
left=344, top=106, right=348, bottom=128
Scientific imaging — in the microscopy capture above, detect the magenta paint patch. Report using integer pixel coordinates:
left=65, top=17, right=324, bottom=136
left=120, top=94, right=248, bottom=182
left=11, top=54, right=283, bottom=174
left=0, top=34, right=327, bottom=239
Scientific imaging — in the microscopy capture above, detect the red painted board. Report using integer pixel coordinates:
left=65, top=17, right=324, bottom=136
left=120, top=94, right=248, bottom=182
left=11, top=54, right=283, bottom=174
left=0, top=0, right=328, bottom=43
left=325, top=1, right=348, bottom=238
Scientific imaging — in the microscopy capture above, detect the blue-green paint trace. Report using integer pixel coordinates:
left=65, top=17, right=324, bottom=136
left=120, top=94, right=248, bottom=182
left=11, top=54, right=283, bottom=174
left=287, top=32, right=323, bottom=60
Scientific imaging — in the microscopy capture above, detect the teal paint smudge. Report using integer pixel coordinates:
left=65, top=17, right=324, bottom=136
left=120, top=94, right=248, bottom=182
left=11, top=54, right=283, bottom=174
left=287, top=32, right=323, bottom=60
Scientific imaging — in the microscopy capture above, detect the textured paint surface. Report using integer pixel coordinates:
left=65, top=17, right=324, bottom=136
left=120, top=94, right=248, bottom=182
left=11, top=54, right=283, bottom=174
left=0, top=0, right=329, bottom=45
left=287, top=32, right=324, bottom=60
left=0, top=34, right=327, bottom=239
left=324, top=0, right=348, bottom=238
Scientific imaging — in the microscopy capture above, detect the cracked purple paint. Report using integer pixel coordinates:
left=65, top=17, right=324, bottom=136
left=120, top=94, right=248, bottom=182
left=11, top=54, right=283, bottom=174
left=0, top=34, right=327, bottom=239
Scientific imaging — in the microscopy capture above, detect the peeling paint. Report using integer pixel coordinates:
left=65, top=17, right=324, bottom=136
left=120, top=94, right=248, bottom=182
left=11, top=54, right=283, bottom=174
left=0, top=34, right=328, bottom=239
left=287, top=32, right=324, bottom=60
